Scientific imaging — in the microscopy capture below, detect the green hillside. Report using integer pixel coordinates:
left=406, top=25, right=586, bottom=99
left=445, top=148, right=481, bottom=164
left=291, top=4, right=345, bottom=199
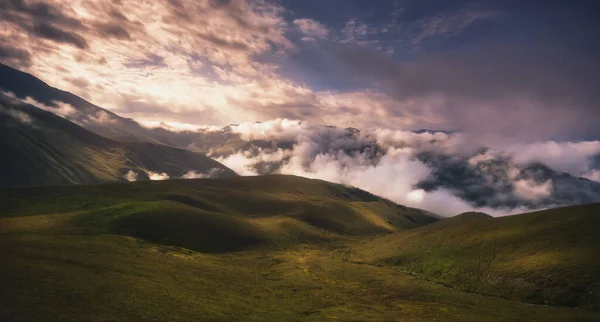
left=1, top=177, right=598, bottom=321
left=0, top=94, right=236, bottom=186
left=0, top=175, right=438, bottom=243
left=352, top=204, right=600, bottom=310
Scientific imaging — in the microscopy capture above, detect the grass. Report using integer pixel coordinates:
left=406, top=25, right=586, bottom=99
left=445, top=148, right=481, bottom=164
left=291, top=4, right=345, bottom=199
left=0, top=175, right=436, bottom=236
left=1, top=234, right=598, bottom=321
left=352, top=204, right=600, bottom=310
left=0, top=176, right=598, bottom=320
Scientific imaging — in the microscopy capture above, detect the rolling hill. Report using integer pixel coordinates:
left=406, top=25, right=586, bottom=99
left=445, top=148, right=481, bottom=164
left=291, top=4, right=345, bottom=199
left=352, top=203, right=600, bottom=310
left=0, top=175, right=438, bottom=244
left=0, top=93, right=236, bottom=186
left=0, top=177, right=598, bottom=321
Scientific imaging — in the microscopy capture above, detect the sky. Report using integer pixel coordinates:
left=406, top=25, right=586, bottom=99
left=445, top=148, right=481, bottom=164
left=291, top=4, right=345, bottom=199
left=2, top=0, right=599, bottom=142
left=2, top=0, right=600, bottom=216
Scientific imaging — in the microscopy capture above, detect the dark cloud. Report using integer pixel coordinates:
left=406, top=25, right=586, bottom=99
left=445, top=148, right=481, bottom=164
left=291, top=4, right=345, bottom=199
left=1, top=0, right=83, bottom=27
left=296, top=36, right=599, bottom=141
left=226, top=88, right=321, bottom=120
left=197, top=33, right=250, bottom=52
left=163, top=0, right=270, bottom=36
left=0, top=43, right=32, bottom=67
left=276, top=1, right=600, bottom=141
left=209, top=0, right=270, bottom=33
left=31, top=22, right=88, bottom=49
left=163, top=0, right=193, bottom=22
left=66, top=76, right=90, bottom=89
left=94, top=22, right=131, bottom=40
left=0, top=1, right=90, bottom=49
left=109, top=9, right=129, bottom=22
left=416, top=151, right=600, bottom=209
left=123, top=54, right=166, bottom=68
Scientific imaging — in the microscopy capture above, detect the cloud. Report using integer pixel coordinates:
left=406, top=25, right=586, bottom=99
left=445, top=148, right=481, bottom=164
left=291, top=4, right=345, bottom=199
left=2, top=0, right=596, bottom=143
left=4, top=91, right=135, bottom=127
left=0, top=106, right=33, bottom=125
left=181, top=168, right=226, bottom=179
left=216, top=152, right=262, bottom=176
left=138, top=120, right=222, bottom=133
left=0, top=0, right=299, bottom=126
left=502, top=141, right=600, bottom=177
left=409, top=9, right=496, bottom=45
left=93, top=22, right=132, bottom=40
left=231, top=118, right=304, bottom=141
left=21, top=96, right=78, bottom=119
left=293, top=18, right=329, bottom=41
left=147, top=171, right=169, bottom=181
left=124, top=170, right=138, bottom=182
left=84, top=110, right=117, bottom=125
left=1, top=0, right=599, bottom=188
left=0, top=43, right=31, bottom=66
left=340, top=19, right=378, bottom=46
left=584, top=170, right=600, bottom=182
left=513, top=179, right=552, bottom=201
left=31, top=22, right=88, bottom=49
left=328, top=40, right=600, bottom=140
left=210, top=119, right=600, bottom=216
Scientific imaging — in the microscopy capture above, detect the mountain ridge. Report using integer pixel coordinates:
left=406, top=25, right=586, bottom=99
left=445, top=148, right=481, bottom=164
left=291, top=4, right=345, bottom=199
left=0, top=93, right=236, bottom=187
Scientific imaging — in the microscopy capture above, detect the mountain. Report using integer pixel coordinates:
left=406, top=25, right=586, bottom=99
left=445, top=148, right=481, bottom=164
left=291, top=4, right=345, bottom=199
left=3, top=63, right=600, bottom=212
left=416, top=151, right=600, bottom=209
left=352, top=203, right=600, bottom=310
left=0, top=63, right=256, bottom=152
left=0, top=93, right=236, bottom=186
left=0, top=63, right=160, bottom=142
left=0, top=178, right=598, bottom=321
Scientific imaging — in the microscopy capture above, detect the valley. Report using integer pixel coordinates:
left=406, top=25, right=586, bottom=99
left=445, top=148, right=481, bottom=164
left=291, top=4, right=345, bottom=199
left=1, top=176, right=598, bottom=321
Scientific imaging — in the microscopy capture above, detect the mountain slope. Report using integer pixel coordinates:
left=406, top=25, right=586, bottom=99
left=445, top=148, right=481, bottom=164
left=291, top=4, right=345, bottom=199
left=0, top=94, right=236, bottom=186
left=352, top=203, right=600, bottom=310
left=0, top=63, right=167, bottom=143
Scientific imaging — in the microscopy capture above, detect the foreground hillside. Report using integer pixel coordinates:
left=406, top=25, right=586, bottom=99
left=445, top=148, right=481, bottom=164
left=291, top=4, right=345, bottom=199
left=0, top=175, right=437, bottom=247
left=1, top=176, right=599, bottom=321
left=352, top=204, right=600, bottom=310
left=0, top=94, right=236, bottom=186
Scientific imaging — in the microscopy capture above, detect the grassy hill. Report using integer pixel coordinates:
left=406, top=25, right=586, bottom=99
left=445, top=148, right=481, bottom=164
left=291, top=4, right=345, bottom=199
left=0, top=94, right=236, bottom=186
left=0, top=175, right=438, bottom=250
left=1, top=177, right=599, bottom=321
left=352, top=204, right=600, bottom=310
